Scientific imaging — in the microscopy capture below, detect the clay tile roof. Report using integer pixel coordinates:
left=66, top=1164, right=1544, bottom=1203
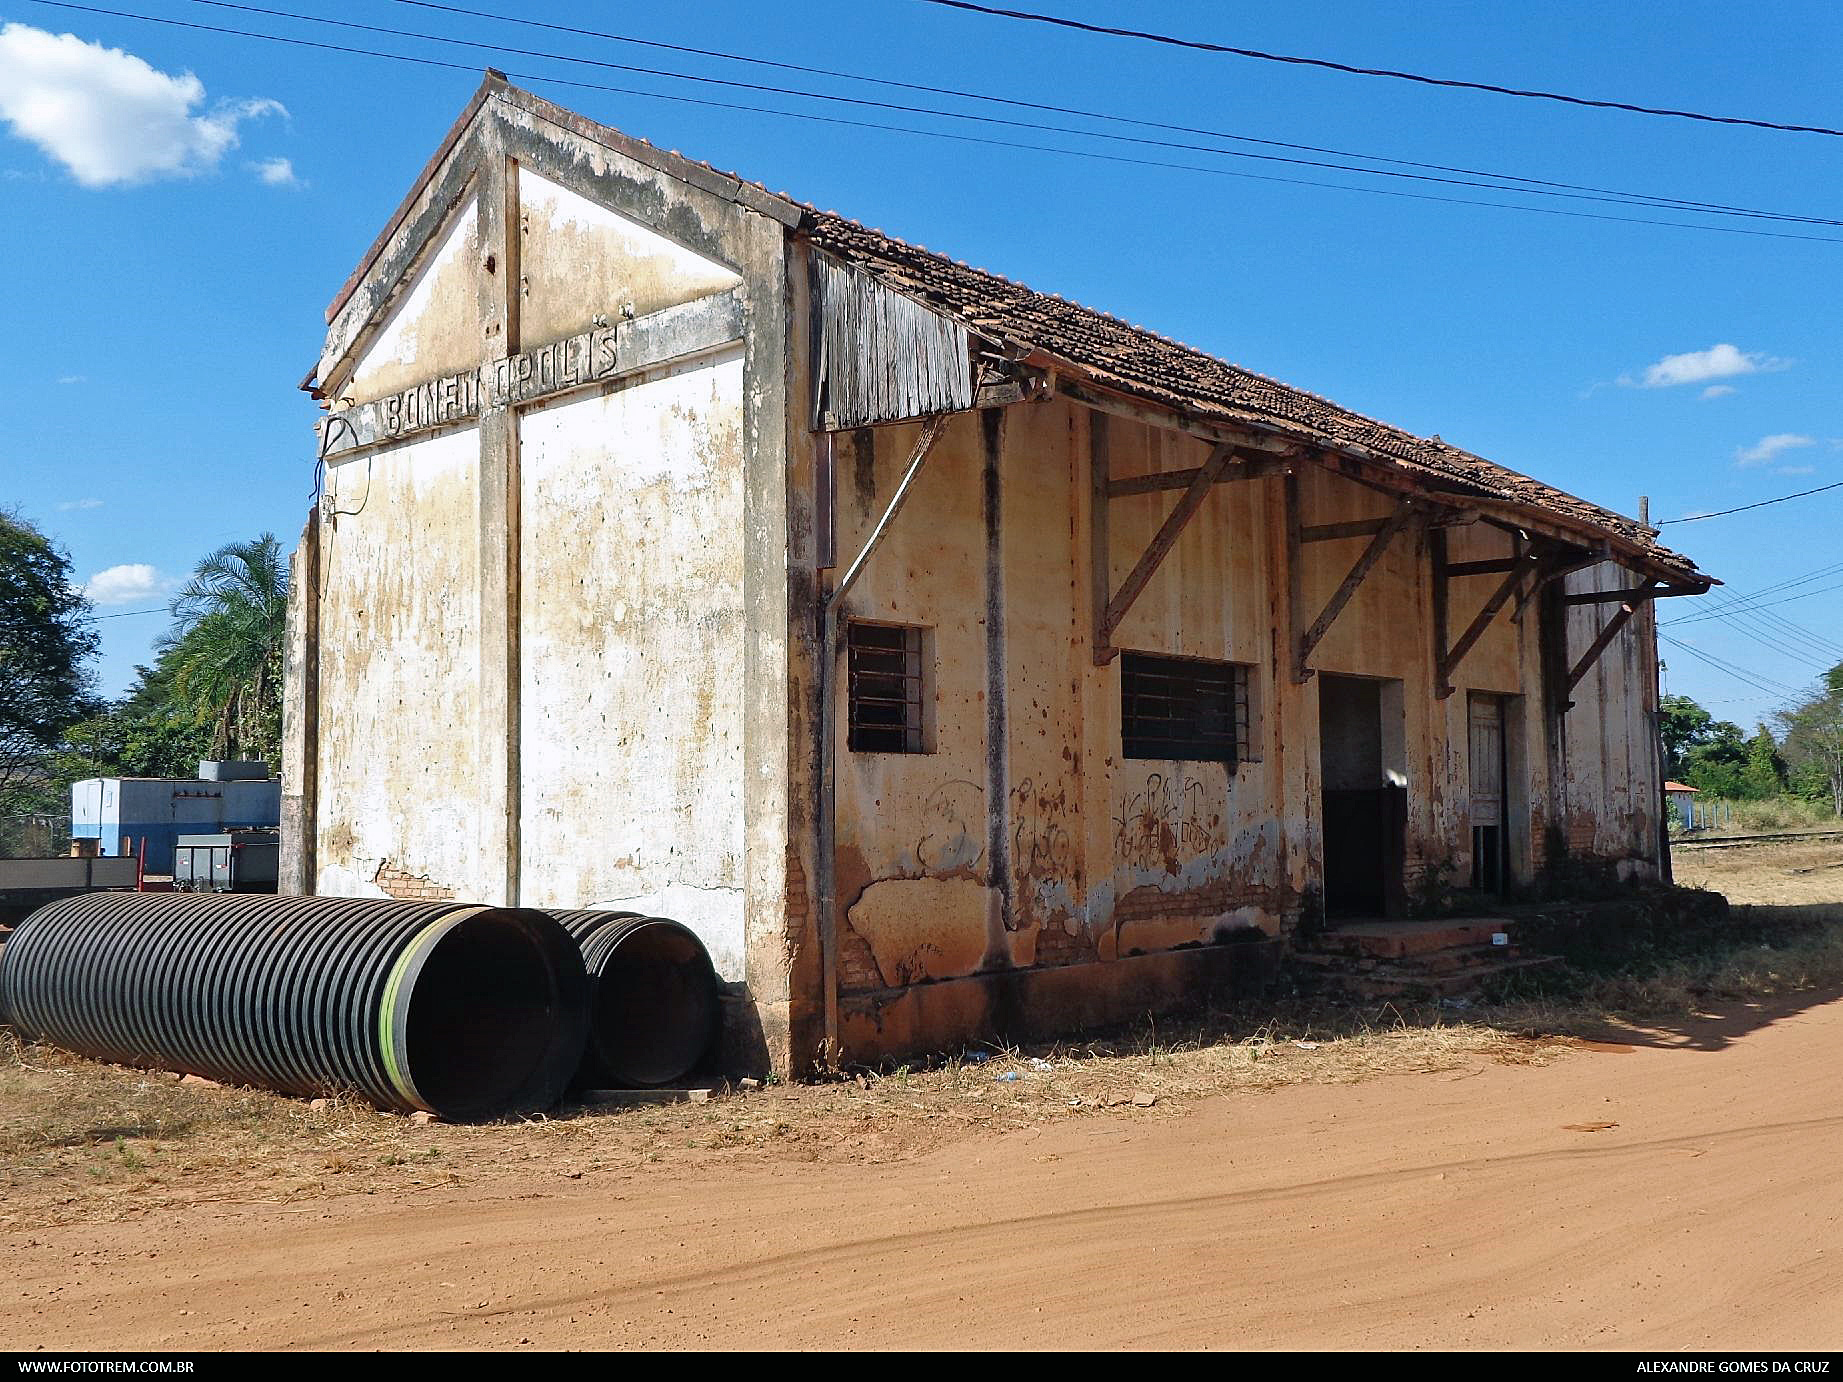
left=328, top=79, right=1706, bottom=586
left=799, top=208, right=1708, bottom=584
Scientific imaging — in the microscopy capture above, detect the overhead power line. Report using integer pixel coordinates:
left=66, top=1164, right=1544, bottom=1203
left=1672, top=601, right=1843, bottom=673
left=28, top=1, right=1843, bottom=246
left=1665, top=578, right=1843, bottom=630
left=165, top=1, right=1843, bottom=230
left=1666, top=559, right=1843, bottom=626
left=1665, top=564, right=1843, bottom=665
left=1658, top=633, right=1806, bottom=699
left=1655, top=478, right=1843, bottom=525
left=921, top=1, right=1843, bottom=139
left=378, top=0, right=1843, bottom=230
left=84, top=606, right=169, bottom=621
left=1704, top=598, right=1843, bottom=661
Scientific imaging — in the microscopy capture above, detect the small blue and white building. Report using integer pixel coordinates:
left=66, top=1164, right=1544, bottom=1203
left=71, top=761, right=282, bottom=875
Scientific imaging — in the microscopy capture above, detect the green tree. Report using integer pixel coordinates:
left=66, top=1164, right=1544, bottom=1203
left=0, top=511, right=98, bottom=815
left=1681, top=717, right=1749, bottom=797
left=159, top=535, right=288, bottom=768
left=1658, top=694, right=1715, bottom=778
left=1740, top=725, right=1786, bottom=800
left=49, top=662, right=213, bottom=788
left=1777, top=663, right=1843, bottom=818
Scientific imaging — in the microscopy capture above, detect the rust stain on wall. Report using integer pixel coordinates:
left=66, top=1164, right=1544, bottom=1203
left=846, top=875, right=996, bottom=988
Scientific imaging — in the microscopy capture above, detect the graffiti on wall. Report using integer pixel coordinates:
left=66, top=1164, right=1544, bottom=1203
left=1112, top=771, right=1225, bottom=875
left=913, top=779, right=985, bottom=876
left=1010, top=777, right=1077, bottom=884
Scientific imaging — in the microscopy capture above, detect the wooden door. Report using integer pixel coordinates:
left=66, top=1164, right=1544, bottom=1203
left=1468, top=695, right=1506, bottom=892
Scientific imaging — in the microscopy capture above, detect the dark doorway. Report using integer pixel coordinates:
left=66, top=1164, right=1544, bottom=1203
left=1319, top=675, right=1407, bottom=919
left=1469, top=693, right=1509, bottom=894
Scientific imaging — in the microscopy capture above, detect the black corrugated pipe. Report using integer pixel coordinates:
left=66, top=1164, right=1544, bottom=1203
left=0, top=893, right=589, bottom=1121
left=553, top=912, right=720, bottom=1088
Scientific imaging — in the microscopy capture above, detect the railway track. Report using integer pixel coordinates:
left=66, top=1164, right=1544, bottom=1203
left=1672, top=829, right=1843, bottom=851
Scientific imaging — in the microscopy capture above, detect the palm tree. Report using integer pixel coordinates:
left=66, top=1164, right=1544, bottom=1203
left=161, top=535, right=288, bottom=766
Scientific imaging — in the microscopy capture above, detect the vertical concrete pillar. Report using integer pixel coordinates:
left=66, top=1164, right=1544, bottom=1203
left=742, top=220, right=797, bottom=1072
left=980, top=408, right=1012, bottom=965
left=1265, top=467, right=1319, bottom=929
left=1077, top=408, right=1112, bottom=955
left=474, top=138, right=521, bottom=906
left=278, top=507, right=320, bottom=895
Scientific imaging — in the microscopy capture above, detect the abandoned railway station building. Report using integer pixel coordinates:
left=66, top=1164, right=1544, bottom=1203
left=283, top=77, right=1713, bottom=1073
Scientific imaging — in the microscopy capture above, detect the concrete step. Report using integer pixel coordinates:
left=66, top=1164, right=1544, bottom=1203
left=1336, top=954, right=1563, bottom=1000
left=1308, top=918, right=1513, bottom=959
left=1388, top=942, right=1526, bottom=975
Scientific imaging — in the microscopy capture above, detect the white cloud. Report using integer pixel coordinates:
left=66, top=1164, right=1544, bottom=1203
left=1735, top=433, right=1816, bottom=467
left=56, top=497, right=103, bottom=511
left=84, top=563, right=169, bottom=605
left=1621, top=343, right=1793, bottom=390
left=0, top=23, right=284, bottom=187
left=56, top=374, right=84, bottom=385
left=1700, top=384, right=1736, bottom=400
left=251, top=155, right=298, bottom=186
left=1775, top=465, right=1817, bottom=477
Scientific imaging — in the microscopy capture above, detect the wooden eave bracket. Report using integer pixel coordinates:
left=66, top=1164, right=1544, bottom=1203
left=1565, top=583, right=1664, bottom=693
left=1512, top=545, right=1603, bottom=623
left=971, top=360, right=1052, bottom=411
left=1292, top=497, right=1416, bottom=683
left=1434, top=535, right=1543, bottom=699
left=1105, top=451, right=1289, bottom=497
left=1091, top=434, right=1239, bottom=665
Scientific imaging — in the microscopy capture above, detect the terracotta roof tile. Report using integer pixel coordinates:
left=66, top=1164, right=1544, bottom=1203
left=327, top=80, right=1706, bottom=585
left=800, top=209, right=1705, bottom=582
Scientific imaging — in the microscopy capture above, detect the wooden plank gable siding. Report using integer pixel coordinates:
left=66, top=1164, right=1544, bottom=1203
left=811, top=252, right=974, bottom=428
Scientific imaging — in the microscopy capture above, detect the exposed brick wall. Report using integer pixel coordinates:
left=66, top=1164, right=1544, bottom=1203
left=1032, top=920, right=1098, bottom=967
left=785, top=847, right=810, bottom=933
left=838, top=925, right=884, bottom=992
left=1528, top=826, right=1550, bottom=874
left=373, top=859, right=456, bottom=902
left=1112, top=879, right=1273, bottom=924
left=833, top=877, right=1286, bottom=993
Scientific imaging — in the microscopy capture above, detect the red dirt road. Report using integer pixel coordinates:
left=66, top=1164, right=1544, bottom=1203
left=8, top=991, right=1842, bottom=1351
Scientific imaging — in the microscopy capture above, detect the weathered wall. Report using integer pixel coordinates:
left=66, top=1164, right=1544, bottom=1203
left=342, top=196, right=483, bottom=407
left=824, top=392, right=1644, bottom=1058
left=516, top=348, right=749, bottom=978
left=296, top=83, right=798, bottom=1066
left=1291, top=465, right=1550, bottom=895
left=828, top=401, right=1290, bottom=1031
left=516, top=169, right=741, bottom=346
left=278, top=509, right=318, bottom=897
left=313, top=427, right=486, bottom=899
left=1557, top=561, right=1663, bottom=875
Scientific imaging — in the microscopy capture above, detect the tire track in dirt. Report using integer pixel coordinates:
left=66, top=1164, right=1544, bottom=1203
left=8, top=991, right=1842, bottom=1350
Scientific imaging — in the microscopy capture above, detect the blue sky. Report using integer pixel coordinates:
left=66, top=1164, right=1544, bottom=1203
left=1, top=0, right=1838, bottom=727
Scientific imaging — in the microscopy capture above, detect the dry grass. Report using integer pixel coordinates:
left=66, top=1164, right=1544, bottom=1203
left=1675, top=839, right=1843, bottom=909
left=1672, top=796, right=1838, bottom=837
left=3, top=840, right=1840, bottom=1234
left=0, top=1004, right=1550, bottom=1233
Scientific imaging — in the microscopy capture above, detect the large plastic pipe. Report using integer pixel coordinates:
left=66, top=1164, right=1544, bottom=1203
left=0, top=893, right=589, bottom=1120
left=553, top=912, right=720, bottom=1088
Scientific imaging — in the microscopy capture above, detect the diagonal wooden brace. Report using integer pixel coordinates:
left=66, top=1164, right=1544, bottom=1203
left=1294, top=499, right=1415, bottom=682
left=1094, top=442, right=1235, bottom=662
left=1437, top=548, right=1539, bottom=697
left=1566, top=590, right=1657, bottom=692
